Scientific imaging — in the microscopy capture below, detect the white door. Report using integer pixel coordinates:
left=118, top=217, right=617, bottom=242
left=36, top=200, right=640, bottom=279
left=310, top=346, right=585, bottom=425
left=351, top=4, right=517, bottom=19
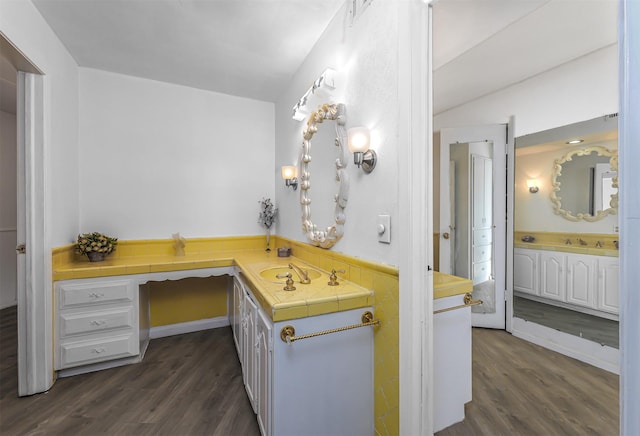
left=439, top=124, right=507, bottom=329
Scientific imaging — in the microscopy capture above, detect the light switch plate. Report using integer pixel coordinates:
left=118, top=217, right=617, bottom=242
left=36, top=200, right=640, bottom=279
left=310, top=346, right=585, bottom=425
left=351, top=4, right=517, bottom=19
left=377, top=215, right=391, bottom=244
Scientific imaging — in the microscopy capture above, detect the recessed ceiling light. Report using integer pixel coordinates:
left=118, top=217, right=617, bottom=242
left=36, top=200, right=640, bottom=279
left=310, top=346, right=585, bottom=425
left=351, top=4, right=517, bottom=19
left=566, top=139, right=584, bottom=144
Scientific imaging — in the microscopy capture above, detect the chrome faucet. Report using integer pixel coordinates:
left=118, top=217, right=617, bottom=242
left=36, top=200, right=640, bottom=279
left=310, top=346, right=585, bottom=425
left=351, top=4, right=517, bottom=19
left=578, top=238, right=588, bottom=246
left=595, top=241, right=603, bottom=248
left=288, top=263, right=311, bottom=284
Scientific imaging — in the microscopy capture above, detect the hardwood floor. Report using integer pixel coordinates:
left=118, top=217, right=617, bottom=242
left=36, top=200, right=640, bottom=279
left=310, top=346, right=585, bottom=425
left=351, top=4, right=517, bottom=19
left=1, top=307, right=619, bottom=435
left=0, top=306, right=260, bottom=436
left=438, top=328, right=619, bottom=435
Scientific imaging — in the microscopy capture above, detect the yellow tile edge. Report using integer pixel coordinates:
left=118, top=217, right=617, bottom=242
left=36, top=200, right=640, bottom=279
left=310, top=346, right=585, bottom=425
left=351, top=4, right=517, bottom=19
left=515, top=230, right=619, bottom=255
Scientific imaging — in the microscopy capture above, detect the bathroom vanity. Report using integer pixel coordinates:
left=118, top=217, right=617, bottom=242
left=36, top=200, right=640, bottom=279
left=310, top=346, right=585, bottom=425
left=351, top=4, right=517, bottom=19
left=514, top=244, right=619, bottom=318
left=52, top=249, right=375, bottom=436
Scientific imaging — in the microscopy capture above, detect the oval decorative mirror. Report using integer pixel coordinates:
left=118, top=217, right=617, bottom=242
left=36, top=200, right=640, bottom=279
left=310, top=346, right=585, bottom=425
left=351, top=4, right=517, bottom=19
left=300, top=103, right=349, bottom=248
left=551, top=146, right=618, bottom=222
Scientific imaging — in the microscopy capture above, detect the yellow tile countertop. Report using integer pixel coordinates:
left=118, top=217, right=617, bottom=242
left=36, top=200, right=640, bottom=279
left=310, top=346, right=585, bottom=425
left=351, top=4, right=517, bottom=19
left=514, top=231, right=619, bottom=257
left=53, top=248, right=373, bottom=322
left=433, top=272, right=472, bottom=299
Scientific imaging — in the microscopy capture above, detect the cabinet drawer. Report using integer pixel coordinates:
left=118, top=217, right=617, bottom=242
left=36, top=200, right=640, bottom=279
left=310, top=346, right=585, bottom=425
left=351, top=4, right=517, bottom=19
left=473, top=228, right=492, bottom=246
left=58, top=280, right=134, bottom=308
left=473, top=261, right=491, bottom=284
left=59, top=307, right=135, bottom=338
left=473, top=245, right=492, bottom=263
left=59, top=334, right=138, bottom=369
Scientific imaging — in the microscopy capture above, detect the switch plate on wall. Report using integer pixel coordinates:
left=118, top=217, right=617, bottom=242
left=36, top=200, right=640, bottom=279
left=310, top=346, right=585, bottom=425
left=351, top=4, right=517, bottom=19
left=377, top=215, right=391, bottom=244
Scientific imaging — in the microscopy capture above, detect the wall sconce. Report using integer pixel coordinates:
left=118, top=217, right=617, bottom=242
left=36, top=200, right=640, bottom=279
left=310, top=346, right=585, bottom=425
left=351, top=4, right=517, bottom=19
left=281, top=166, right=298, bottom=190
left=348, top=127, right=377, bottom=173
left=527, top=179, right=539, bottom=193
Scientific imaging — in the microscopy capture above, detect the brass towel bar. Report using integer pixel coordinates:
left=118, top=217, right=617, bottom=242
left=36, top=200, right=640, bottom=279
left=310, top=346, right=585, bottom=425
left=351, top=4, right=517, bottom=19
left=433, top=292, right=482, bottom=315
left=280, top=311, right=380, bottom=343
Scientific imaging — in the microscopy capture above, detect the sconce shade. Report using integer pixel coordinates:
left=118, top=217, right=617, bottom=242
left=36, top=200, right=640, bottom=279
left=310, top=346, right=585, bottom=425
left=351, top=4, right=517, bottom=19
left=281, top=166, right=297, bottom=180
left=281, top=165, right=298, bottom=190
left=527, top=179, right=539, bottom=193
left=348, top=127, right=370, bottom=153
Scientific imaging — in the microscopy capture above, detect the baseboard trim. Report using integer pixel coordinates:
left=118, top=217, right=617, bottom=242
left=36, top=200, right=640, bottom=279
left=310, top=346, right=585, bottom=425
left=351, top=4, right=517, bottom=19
left=149, top=316, right=230, bottom=339
left=512, top=317, right=619, bottom=374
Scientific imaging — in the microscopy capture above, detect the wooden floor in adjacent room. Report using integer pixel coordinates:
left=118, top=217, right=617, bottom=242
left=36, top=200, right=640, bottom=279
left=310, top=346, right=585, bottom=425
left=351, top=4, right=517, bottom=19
left=437, top=327, right=619, bottom=435
left=1, top=306, right=619, bottom=435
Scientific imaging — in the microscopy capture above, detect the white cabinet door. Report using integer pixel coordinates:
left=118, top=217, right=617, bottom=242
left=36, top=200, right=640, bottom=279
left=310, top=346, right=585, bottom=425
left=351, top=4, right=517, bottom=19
left=232, top=277, right=243, bottom=357
left=539, top=252, right=565, bottom=301
left=565, top=253, right=596, bottom=308
left=243, top=291, right=258, bottom=413
left=597, top=257, right=619, bottom=313
left=513, top=248, right=538, bottom=295
left=256, top=309, right=272, bottom=436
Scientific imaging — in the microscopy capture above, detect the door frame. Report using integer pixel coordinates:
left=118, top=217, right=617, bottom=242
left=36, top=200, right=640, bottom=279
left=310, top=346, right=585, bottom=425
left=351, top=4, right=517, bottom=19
left=438, top=124, right=508, bottom=329
left=17, top=71, right=53, bottom=396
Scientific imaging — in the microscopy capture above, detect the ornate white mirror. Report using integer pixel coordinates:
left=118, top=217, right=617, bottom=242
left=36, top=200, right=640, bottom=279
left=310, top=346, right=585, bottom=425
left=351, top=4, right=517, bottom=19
left=551, top=146, right=618, bottom=222
left=299, top=103, right=349, bottom=248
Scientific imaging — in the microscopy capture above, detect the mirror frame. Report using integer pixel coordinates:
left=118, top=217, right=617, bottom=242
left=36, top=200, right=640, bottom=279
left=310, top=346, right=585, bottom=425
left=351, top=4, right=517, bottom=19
left=300, top=103, right=349, bottom=249
left=551, top=145, right=618, bottom=222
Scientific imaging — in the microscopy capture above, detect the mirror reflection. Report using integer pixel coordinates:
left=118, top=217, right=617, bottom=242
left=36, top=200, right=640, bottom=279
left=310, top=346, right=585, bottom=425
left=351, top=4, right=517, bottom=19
left=513, top=114, right=619, bottom=349
left=552, top=146, right=618, bottom=221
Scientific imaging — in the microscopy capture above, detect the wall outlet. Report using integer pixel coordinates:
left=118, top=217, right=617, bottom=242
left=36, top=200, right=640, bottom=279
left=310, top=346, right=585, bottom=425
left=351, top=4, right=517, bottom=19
left=377, top=215, right=391, bottom=244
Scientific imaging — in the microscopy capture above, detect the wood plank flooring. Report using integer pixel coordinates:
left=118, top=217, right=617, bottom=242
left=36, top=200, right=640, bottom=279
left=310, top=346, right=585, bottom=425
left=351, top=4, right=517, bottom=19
left=437, top=327, right=619, bottom=435
left=1, top=307, right=619, bottom=435
left=0, top=306, right=260, bottom=435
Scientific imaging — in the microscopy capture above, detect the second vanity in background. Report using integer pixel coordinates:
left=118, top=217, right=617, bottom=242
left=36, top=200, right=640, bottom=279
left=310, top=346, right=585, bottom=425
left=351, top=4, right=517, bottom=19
left=514, top=233, right=619, bottom=319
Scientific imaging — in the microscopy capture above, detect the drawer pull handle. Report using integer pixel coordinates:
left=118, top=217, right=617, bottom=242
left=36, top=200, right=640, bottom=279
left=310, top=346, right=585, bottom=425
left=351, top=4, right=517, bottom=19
left=91, top=347, right=106, bottom=354
left=89, top=292, right=105, bottom=299
left=89, top=320, right=107, bottom=327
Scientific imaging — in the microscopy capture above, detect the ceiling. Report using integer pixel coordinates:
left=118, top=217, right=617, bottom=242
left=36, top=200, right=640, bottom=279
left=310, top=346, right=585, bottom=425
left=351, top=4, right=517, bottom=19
left=6, top=0, right=618, bottom=111
left=30, top=0, right=346, bottom=102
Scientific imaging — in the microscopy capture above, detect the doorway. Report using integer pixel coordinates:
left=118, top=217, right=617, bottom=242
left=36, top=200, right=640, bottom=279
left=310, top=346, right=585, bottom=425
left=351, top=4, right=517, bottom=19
left=438, top=124, right=508, bottom=329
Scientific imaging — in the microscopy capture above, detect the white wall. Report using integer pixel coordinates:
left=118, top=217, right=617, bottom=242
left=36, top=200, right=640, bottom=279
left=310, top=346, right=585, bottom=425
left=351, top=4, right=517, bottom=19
left=434, top=44, right=618, bottom=231
left=78, top=68, right=275, bottom=240
left=0, top=0, right=80, bottom=247
left=514, top=145, right=618, bottom=233
left=1, top=110, right=17, bottom=308
left=275, top=2, right=400, bottom=265
left=434, top=44, right=618, bottom=136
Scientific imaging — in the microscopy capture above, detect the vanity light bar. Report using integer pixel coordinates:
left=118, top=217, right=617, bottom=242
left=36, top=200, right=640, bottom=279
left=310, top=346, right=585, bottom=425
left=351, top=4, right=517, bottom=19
left=292, top=68, right=338, bottom=121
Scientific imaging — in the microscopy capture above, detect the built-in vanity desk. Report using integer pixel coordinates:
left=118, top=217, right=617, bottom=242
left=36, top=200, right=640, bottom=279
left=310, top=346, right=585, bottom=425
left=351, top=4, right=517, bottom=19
left=53, top=246, right=375, bottom=436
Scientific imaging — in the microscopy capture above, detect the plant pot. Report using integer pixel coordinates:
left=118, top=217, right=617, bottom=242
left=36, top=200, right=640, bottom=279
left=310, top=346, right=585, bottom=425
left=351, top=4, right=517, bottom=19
left=87, top=252, right=105, bottom=262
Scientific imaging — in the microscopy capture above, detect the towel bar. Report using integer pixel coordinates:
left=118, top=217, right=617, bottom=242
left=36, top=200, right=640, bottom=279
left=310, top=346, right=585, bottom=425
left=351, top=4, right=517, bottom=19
left=433, top=292, right=482, bottom=314
left=280, top=311, right=380, bottom=343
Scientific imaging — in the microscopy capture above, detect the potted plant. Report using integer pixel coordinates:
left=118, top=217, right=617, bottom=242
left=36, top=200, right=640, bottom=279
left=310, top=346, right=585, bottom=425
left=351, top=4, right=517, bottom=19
left=76, top=232, right=118, bottom=262
left=258, top=198, right=277, bottom=252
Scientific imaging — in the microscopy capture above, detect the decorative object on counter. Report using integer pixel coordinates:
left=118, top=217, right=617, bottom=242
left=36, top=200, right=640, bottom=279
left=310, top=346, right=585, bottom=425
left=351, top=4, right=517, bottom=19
left=172, top=232, right=186, bottom=256
left=281, top=165, right=298, bottom=190
left=75, top=232, right=117, bottom=262
left=258, top=197, right=277, bottom=252
left=277, top=247, right=291, bottom=257
left=301, top=103, right=349, bottom=249
left=521, top=235, right=536, bottom=243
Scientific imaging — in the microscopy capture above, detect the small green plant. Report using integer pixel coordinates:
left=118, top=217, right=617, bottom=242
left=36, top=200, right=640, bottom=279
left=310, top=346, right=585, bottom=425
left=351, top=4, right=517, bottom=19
left=75, top=232, right=118, bottom=257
